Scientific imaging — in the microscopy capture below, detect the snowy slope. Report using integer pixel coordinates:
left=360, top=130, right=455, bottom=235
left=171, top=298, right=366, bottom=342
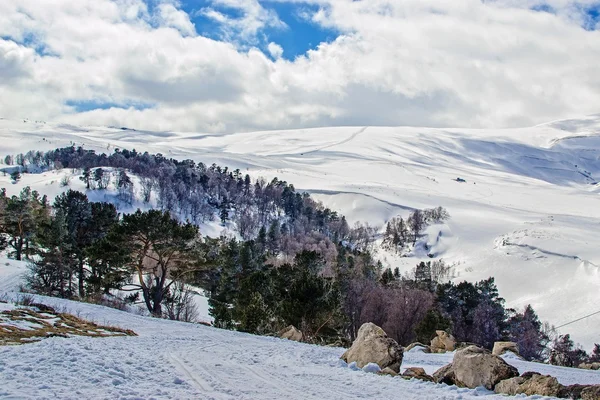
left=1, top=117, right=600, bottom=349
left=1, top=290, right=600, bottom=400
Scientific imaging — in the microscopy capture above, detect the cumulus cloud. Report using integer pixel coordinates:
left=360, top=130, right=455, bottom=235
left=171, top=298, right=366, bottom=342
left=155, top=2, right=197, bottom=36
left=267, top=42, right=284, bottom=59
left=0, top=0, right=599, bottom=132
left=200, top=0, right=287, bottom=42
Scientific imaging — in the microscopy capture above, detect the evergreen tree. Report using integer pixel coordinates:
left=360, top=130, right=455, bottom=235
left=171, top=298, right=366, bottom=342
left=116, top=209, right=200, bottom=317
left=80, top=167, right=92, bottom=189
left=10, top=170, right=21, bottom=183
left=507, top=304, right=548, bottom=361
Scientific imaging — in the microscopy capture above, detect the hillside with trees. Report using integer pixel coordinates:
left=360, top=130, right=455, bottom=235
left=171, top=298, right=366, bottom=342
left=1, top=145, right=597, bottom=365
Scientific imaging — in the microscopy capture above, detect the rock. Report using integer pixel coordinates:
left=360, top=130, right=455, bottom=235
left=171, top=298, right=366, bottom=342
left=430, top=330, right=456, bottom=353
left=405, top=342, right=431, bottom=353
left=402, top=367, right=434, bottom=382
left=492, top=341, right=520, bottom=357
left=579, top=362, right=600, bottom=371
left=341, top=322, right=404, bottom=372
left=432, top=363, right=455, bottom=385
left=378, top=367, right=399, bottom=377
left=278, top=325, right=303, bottom=342
left=452, top=345, right=519, bottom=390
left=560, top=384, right=592, bottom=399
left=582, top=385, right=600, bottom=400
left=494, top=377, right=525, bottom=395
left=518, top=373, right=561, bottom=397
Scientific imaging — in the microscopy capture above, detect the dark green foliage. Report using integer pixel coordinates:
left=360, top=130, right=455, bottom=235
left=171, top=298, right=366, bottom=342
left=80, top=167, right=92, bottom=189
left=550, top=334, right=589, bottom=367
left=115, top=209, right=200, bottom=316
left=10, top=170, right=21, bottom=182
left=589, top=343, right=600, bottom=363
left=415, top=308, right=451, bottom=344
left=208, top=249, right=341, bottom=339
left=0, top=187, right=49, bottom=260
left=507, top=304, right=549, bottom=361
left=436, top=277, right=507, bottom=348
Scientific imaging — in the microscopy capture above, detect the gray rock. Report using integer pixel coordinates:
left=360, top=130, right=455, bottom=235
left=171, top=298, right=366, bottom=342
left=494, top=377, right=525, bottom=395
left=452, top=345, right=519, bottom=390
left=341, top=322, right=404, bottom=372
left=432, top=363, right=455, bottom=385
left=492, top=341, right=520, bottom=357
left=278, top=325, right=303, bottom=342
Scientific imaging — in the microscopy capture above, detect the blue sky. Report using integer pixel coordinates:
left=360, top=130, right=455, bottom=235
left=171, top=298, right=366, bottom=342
left=184, top=1, right=340, bottom=60
left=2, top=0, right=600, bottom=132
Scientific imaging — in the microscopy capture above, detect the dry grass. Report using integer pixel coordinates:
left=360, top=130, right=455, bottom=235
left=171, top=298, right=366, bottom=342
left=0, top=304, right=137, bottom=346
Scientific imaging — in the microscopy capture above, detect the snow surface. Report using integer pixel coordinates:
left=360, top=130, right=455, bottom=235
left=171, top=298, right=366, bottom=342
left=1, top=291, right=599, bottom=400
left=1, top=117, right=600, bottom=349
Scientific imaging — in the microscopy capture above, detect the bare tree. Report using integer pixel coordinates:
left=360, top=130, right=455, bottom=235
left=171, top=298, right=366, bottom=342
left=164, top=281, right=200, bottom=322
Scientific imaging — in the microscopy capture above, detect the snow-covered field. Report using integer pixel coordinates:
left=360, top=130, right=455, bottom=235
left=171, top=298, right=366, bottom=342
left=2, top=262, right=600, bottom=400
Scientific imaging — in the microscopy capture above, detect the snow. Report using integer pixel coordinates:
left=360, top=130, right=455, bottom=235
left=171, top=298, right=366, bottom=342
left=0, top=292, right=598, bottom=399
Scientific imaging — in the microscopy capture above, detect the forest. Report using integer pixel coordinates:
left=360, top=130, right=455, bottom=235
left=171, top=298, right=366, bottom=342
left=1, top=145, right=598, bottom=366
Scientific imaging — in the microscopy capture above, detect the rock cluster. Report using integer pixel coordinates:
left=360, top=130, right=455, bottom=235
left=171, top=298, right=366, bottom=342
left=342, top=327, right=599, bottom=399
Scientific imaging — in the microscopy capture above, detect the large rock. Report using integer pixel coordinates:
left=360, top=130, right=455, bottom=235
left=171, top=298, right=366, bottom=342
left=405, top=342, right=431, bottom=353
left=432, top=363, right=456, bottom=385
left=341, top=323, right=404, bottom=372
left=452, top=345, right=519, bottom=390
left=579, top=362, right=600, bottom=371
left=518, top=373, right=562, bottom=397
left=402, top=367, right=434, bottom=382
left=494, top=377, right=525, bottom=395
left=492, top=341, right=520, bottom=357
left=278, top=325, right=303, bottom=342
left=582, top=385, right=600, bottom=400
left=430, top=330, right=456, bottom=353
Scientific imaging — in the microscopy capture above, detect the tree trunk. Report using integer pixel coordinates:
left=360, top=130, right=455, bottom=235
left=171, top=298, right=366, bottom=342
left=78, top=259, right=85, bottom=298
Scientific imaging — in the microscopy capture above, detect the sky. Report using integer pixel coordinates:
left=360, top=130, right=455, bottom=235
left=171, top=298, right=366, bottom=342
left=1, top=0, right=600, bottom=133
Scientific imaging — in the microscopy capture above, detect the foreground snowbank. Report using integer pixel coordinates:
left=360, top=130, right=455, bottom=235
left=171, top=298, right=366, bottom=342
left=1, top=293, right=599, bottom=399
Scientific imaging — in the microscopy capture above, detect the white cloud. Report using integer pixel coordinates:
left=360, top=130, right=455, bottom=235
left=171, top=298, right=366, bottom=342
left=0, top=0, right=599, bottom=132
left=201, top=0, right=287, bottom=42
left=267, top=42, right=284, bottom=59
left=155, top=3, right=197, bottom=36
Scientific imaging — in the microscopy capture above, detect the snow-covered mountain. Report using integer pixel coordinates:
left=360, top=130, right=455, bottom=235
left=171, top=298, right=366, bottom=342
left=1, top=116, right=599, bottom=349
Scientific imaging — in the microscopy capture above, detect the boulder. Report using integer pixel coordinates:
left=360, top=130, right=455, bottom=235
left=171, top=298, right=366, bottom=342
left=492, top=341, right=520, bottom=357
left=560, top=384, right=593, bottom=399
left=432, top=363, right=456, bottom=385
left=405, top=342, right=431, bottom=353
left=341, top=323, right=404, bottom=372
left=402, top=367, right=434, bottom=382
left=494, top=377, right=525, bottom=395
left=452, top=345, right=519, bottom=390
left=430, top=330, right=456, bottom=353
left=582, top=386, right=599, bottom=399
left=518, top=373, right=561, bottom=397
left=582, top=385, right=600, bottom=400
left=278, top=325, right=303, bottom=342
left=579, top=362, right=600, bottom=371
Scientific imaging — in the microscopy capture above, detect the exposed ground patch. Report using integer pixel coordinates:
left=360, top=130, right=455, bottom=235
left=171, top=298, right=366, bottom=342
left=0, top=302, right=136, bottom=345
